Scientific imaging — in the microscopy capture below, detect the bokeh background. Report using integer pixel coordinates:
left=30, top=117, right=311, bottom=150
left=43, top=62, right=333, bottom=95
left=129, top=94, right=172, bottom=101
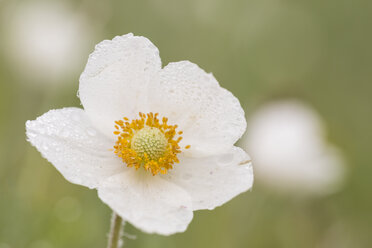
left=0, top=0, right=371, bottom=247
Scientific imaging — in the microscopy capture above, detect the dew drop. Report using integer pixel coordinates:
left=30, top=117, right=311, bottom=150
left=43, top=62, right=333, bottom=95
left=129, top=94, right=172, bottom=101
left=86, top=128, right=97, bottom=136
left=28, top=132, right=37, bottom=138
left=42, top=144, right=49, bottom=151
left=60, top=129, right=69, bottom=138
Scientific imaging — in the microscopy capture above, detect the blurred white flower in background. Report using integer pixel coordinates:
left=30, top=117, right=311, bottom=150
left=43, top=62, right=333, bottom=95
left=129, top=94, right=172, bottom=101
left=244, top=100, right=345, bottom=195
left=1, top=0, right=97, bottom=84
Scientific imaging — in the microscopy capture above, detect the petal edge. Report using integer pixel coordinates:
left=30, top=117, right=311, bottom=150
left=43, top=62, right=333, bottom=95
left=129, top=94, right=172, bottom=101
left=26, top=107, right=124, bottom=189
left=164, top=146, right=253, bottom=210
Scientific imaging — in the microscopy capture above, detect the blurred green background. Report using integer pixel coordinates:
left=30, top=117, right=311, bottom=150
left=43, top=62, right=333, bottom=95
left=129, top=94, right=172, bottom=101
left=0, top=0, right=371, bottom=247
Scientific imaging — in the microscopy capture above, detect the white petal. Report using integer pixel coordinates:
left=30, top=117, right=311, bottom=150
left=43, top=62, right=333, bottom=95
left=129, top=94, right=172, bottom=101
left=79, top=34, right=162, bottom=138
left=148, top=61, right=246, bottom=156
left=26, top=108, right=124, bottom=189
left=98, top=170, right=193, bottom=235
left=163, top=146, right=253, bottom=210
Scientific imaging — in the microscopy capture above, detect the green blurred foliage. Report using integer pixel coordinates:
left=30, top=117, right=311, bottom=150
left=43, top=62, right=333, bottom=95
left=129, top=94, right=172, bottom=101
left=0, top=0, right=371, bottom=247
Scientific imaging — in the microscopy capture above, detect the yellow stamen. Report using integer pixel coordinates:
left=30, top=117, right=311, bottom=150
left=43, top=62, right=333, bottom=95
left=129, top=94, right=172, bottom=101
left=113, top=112, right=189, bottom=175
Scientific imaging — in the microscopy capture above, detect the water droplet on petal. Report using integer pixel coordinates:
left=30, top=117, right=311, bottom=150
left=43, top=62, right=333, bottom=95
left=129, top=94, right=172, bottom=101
left=86, top=128, right=96, bottom=136
left=60, top=129, right=69, bottom=138
left=42, top=144, right=49, bottom=151
left=28, top=132, right=37, bottom=138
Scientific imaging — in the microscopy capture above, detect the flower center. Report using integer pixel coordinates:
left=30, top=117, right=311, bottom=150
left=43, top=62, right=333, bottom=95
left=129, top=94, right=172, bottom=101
left=113, top=112, right=190, bottom=175
left=131, top=127, right=167, bottom=161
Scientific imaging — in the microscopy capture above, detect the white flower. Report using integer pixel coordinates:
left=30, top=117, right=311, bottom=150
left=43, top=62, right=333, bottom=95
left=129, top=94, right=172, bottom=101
left=2, top=1, right=96, bottom=83
left=244, top=100, right=345, bottom=195
left=26, top=34, right=253, bottom=235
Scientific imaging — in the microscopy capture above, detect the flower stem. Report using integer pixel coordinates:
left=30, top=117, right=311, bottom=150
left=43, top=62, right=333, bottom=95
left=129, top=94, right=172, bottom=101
left=107, top=212, right=124, bottom=248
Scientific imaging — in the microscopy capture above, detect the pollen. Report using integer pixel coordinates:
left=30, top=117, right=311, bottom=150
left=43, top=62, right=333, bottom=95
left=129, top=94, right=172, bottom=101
left=113, top=112, right=189, bottom=175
